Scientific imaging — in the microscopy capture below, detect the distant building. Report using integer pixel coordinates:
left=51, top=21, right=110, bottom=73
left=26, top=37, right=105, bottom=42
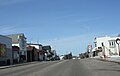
left=42, top=45, right=54, bottom=61
left=60, top=55, right=64, bottom=60
left=79, top=52, right=89, bottom=59
left=6, top=33, right=27, bottom=62
left=63, top=52, right=72, bottom=60
left=27, top=43, right=44, bottom=61
left=79, top=53, right=85, bottom=59
left=50, top=50, right=60, bottom=60
left=94, top=36, right=120, bottom=58
left=87, top=45, right=93, bottom=58
left=0, top=35, right=13, bottom=66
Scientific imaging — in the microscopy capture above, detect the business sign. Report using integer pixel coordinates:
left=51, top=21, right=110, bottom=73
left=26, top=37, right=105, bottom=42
left=88, top=45, right=92, bottom=50
left=0, top=44, right=6, bottom=57
left=116, top=38, right=120, bottom=45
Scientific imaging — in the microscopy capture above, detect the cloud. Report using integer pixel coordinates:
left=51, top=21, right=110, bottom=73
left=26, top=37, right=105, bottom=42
left=75, top=17, right=101, bottom=22
left=0, top=25, right=18, bottom=34
left=0, top=0, right=29, bottom=6
left=55, top=14, right=77, bottom=20
left=54, top=12, right=101, bottom=23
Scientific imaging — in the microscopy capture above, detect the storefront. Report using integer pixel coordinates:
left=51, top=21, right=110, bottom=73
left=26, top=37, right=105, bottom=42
left=12, top=46, right=20, bottom=64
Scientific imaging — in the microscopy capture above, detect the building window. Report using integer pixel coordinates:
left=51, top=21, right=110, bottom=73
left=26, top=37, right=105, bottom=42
left=109, top=40, right=115, bottom=48
left=109, top=42, right=111, bottom=46
left=95, top=43, right=97, bottom=47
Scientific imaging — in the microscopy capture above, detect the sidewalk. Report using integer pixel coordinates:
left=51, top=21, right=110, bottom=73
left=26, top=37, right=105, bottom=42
left=0, top=61, right=39, bottom=69
left=94, top=56, right=120, bottom=64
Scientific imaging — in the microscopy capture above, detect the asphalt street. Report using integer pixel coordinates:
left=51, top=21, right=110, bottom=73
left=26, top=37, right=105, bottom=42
left=0, top=59, right=120, bottom=76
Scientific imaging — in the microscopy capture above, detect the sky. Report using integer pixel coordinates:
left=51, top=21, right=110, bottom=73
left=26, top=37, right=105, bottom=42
left=0, top=0, right=120, bottom=56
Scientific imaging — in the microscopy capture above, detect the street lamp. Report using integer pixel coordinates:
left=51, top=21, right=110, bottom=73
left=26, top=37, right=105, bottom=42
left=116, top=38, right=120, bottom=56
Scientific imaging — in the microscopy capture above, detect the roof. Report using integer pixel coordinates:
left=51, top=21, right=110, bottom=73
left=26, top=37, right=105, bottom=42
left=5, top=33, right=26, bottom=44
left=95, top=35, right=120, bottom=39
left=27, top=45, right=34, bottom=51
left=42, top=45, right=51, bottom=50
left=0, top=35, right=11, bottom=39
left=27, top=43, right=42, bottom=46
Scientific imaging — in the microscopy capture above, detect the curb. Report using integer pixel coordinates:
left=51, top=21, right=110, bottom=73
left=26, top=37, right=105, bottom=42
left=0, top=61, right=39, bottom=69
left=96, top=58, right=120, bottom=64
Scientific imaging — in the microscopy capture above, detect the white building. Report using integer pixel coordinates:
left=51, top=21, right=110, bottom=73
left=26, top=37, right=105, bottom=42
left=6, top=33, right=27, bottom=62
left=0, top=35, right=13, bottom=65
left=94, top=36, right=120, bottom=58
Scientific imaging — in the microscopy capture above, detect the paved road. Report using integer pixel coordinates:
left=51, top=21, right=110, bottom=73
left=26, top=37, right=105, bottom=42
left=0, top=59, right=120, bottom=76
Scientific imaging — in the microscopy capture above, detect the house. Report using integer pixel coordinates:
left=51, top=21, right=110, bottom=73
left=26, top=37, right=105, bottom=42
left=6, top=33, right=27, bottom=63
left=0, top=35, right=13, bottom=66
left=50, top=50, right=59, bottom=60
left=42, top=46, right=59, bottom=61
left=27, top=43, right=44, bottom=61
left=94, top=35, right=120, bottom=58
left=63, top=52, right=72, bottom=60
left=42, top=46, right=53, bottom=61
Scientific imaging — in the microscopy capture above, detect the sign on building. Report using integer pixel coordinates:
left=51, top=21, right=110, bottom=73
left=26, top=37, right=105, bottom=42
left=0, top=44, right=6, bottom=57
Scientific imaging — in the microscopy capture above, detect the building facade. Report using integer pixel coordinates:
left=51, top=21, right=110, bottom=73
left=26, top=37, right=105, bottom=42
left=27, top=43, right=44, bottom=61
left=94, top=36, right=120, bottom=58
left=42, top=46, right=53, bottom=61
left=0, top=35, right=13, bottom=66
left=12, top=46, right=20, bottom=64
left=6, top=33, right=27, bottom=62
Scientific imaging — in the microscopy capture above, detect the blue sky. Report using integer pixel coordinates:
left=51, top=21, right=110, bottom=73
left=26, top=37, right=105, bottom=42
left=0, top=0, right=120, bottom=56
